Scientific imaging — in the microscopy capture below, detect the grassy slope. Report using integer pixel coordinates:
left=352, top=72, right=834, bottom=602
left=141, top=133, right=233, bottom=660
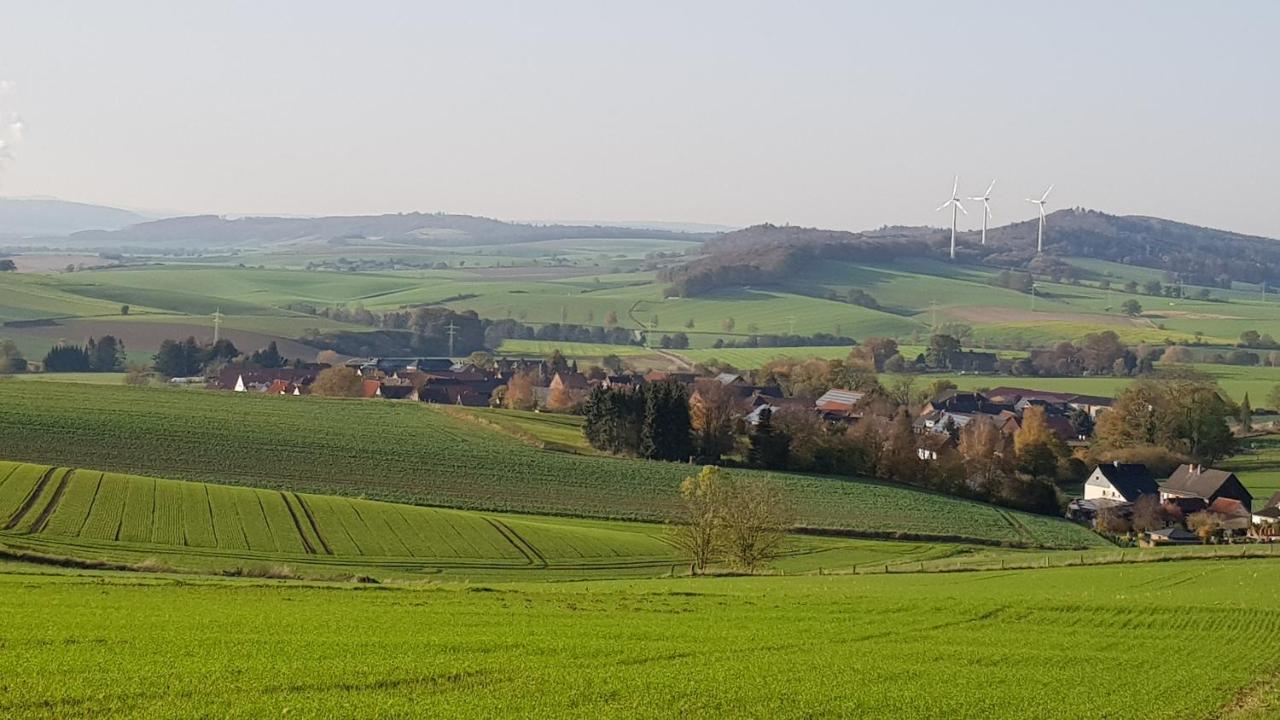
left=0, top=381, right=1103, bottom=549
left=3, top=560, right=1280, bottom=718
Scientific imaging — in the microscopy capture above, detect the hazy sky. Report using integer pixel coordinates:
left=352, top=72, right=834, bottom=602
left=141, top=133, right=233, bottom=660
left=0, top=1, right=1277, bottom=235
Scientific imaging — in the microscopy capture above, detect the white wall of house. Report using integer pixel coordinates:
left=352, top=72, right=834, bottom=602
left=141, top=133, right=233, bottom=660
left=1083, top=468, right=1126, bottom=501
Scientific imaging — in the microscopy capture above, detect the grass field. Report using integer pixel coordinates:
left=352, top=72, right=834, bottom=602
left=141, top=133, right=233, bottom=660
left=876, top=361, right=1280, bottom=407
left=2, top=559, right=1279, bottom=718
left=0, top=381, right=1105, bottom=548
left=11, top=254, right=1280, bottom=366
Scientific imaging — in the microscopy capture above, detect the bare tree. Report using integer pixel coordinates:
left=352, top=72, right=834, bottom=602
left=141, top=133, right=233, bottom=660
left=1130, top=494, right=1167, bottom=533
left=1187, top=511, right=1222, bottom=542
left=717, top=475, right=794, bottom=573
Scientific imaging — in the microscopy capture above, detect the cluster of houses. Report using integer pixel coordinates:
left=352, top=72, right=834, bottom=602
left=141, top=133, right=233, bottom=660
left=1072, top=461, right=1280, bottom=543
left=212, top=357, right=593, bottom=406
left=909, top=388, right=1112, bottom=460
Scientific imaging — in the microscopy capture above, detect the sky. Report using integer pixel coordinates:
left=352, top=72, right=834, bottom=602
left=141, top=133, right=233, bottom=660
left=0, top=1, right=1277, bottom=236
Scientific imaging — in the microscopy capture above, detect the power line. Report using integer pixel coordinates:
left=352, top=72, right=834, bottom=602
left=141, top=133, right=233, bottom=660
left=445, top=322, right=459, bottom=358
left=212, top=307, right=224, bottom=344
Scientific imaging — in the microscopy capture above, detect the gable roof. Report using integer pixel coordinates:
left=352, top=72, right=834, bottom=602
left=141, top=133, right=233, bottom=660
left=1092, top=463, right=1158, bottom=501
left=1207, top=497, right=1251, bottom=519
left=1267, top=491, right=1280, bottom=510
left=1162, top=465, right=1242, bottom=501
left=1254, top=506, right=1280, bottom=521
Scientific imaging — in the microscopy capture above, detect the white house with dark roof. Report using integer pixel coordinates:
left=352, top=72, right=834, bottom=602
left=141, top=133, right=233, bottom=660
left=1083, top=462, right=1159, bottom=503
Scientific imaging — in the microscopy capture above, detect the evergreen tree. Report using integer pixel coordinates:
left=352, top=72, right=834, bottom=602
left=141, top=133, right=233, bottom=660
left=250, top=341, right=285, bottom=368
left=153, top=337, right=204, bottom=377
left=43, top=344, right=92, bottom=372
left=87, top=335, right=125, bottom=372
left=1240, top=393, right=1253, bottom=432
left=639, top=381, right=694, bottom=461
left=747, top=408, right=791, bottom=470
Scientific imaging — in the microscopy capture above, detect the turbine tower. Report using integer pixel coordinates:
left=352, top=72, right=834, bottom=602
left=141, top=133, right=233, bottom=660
left=1024, top=185, right=1053, bottom=253
left=935, top=176, right=967, bottom=260
left=967, top=179, right=996, bottom=245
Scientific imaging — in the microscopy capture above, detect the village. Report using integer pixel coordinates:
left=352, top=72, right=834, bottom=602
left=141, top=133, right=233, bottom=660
left=211, top=354, right=1280, bottom=546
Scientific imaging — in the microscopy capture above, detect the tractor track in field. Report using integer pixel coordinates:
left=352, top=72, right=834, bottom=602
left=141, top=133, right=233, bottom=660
left=281, top=492, right=320, bottom=555
left=28, top=469, right=73, bottom=534
left=292, top=494, right=332, bottom=555
left=4, top=466, right=57, bottom=530
left=483, top=517, right=548, bottom=567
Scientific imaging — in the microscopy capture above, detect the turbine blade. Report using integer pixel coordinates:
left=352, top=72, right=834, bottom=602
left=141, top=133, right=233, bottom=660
left=986, top=178, right=997, bottom=196
left=955, top=200, right=968, bottom=215
left=1040, top=184, right=1054, bottom=202
left=936, top=200, right=952, bottom=212
left=952, top=176, right=959, bottom=196
left=1024, top=198, right=1037, bottom=204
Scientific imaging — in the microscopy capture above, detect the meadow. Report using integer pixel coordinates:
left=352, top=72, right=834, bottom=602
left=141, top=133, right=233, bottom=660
left=9, top=251, right=1280, bottom=365
left=2, top=559, right=1279, bottom=718
left=0, top=381, right=1104, bottom=549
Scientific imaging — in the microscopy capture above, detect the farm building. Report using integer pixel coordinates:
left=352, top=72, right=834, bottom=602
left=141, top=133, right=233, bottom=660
left=814, top=389, right=864, bottom=419
left=1083, top=463, right=1158, bottom=503
left=1159, top=465, right=1253, bottom=511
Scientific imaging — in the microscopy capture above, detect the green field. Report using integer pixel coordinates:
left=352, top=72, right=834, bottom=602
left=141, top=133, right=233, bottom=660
left=10, top=253, right=1280, bottom=367
left=884, top=361, right=1280, bottom=407
left=0, top=381, right=1104, bottom=549
left=2, top=559, right=1279, bottom=718
left=0, top=459, right=690, bottom=577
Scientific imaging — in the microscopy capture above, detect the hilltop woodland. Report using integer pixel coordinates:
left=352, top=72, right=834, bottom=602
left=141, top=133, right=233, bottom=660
left=662, top=211, right=1280, bottom=297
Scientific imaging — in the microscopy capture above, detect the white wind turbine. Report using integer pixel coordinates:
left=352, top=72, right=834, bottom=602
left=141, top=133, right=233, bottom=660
left=936, top=176, right=967, bottom=260
left=967, top=179, right=996, bottom=245
left=1025, top=184, right=1053, bottom=253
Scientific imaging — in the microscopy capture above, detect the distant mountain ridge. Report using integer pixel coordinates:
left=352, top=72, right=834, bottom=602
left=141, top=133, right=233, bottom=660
left=0, top=197, right=150, bottom=238
left=61, top=212, right=711, bottom=249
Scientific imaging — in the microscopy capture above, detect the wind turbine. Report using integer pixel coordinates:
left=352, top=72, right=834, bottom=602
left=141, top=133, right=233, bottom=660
left=1024, top=185, right=1053, bottom=253
left=936, top=176, right=967, bottom=260
left=967, top=179, right=996, bottom=245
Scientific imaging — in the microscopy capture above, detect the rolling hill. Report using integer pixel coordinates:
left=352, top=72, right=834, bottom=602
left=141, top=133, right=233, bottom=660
left=0, top=196, right=150, bottom=238
left=59, top=212, right=709, bottom=250
left=0, top=382, right=1106, bottom=549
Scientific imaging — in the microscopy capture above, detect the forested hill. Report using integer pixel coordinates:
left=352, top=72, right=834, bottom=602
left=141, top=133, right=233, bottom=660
left=663, top=211, right=1280, bottom=297
left=976, top=209, right=1280, bottom=286
left=660, top=224, right=938, bottom=297
left=60, top=212, right=710, bottom=249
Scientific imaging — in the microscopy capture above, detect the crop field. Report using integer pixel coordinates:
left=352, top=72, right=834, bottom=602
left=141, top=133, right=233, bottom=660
left=0, top=459, right=685, bottom=575
left=0, top=382, right=1105, bottom=548
left=2, top=559, right=1279, bottom=718
left=12, top=254, right=1280, bottom=365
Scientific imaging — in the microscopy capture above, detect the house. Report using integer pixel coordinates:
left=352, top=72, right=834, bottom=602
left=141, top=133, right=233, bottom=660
left=713, top=372, right=746, bottom=386
left=1207, top=497, right=1253, bottom=534
left=549, top=372, right=590, bottom=392
left=985, top=387, right=1113, bottom=418
left=948, top=350, right=998, bottom=373
left=213, top=368, right=317, bottom=393
left=1144, top=527, right=1201, bottom=546
left=1160, top=465, right=1253, bottom=511
left=264, top=379, right=305, bottom=396
left=360, top=379, right=383, bottom=398
left=1083, top=462, right=1158, bottom=503
left=815, top=389, right=864, bottom=416
left=1253, top=506, right=1280, bottom=534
